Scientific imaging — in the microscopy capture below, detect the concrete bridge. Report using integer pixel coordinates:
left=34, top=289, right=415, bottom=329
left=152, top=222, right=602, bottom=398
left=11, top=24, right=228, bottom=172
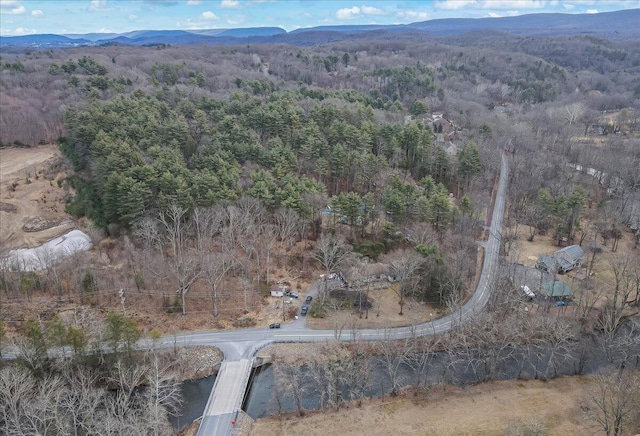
left=0, top=155, right=509, bottom=436
left=190, top=153, right=510, bottom=435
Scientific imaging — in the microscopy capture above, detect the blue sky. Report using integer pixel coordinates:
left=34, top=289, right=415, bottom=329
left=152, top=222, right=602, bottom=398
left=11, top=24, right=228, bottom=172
left=1, top=0, right=639, bottom=36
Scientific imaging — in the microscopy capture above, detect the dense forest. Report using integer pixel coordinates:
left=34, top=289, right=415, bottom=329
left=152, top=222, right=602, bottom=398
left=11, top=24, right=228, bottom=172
left=1, top=22, right=640, bottom=436
left=0, top=31, right=639, bottom=312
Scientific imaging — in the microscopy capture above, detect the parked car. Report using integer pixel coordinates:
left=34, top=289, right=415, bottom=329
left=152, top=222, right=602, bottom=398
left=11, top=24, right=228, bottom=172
left=305, top=295, right=313, bottom=303
left=300, top=305, right=308, bottom=316
left=284, top=290, right=299, bottom=298
left=269, top=323, right=281, bottom=329
left=555, top=301, right=566, bottom=307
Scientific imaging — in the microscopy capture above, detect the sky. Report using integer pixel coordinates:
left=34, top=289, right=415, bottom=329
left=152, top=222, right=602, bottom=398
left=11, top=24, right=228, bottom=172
left=1, top=0, right=639, bottom=36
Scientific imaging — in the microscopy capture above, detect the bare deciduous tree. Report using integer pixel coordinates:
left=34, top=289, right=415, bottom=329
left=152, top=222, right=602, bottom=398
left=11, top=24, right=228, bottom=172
left=314, top=234, right=354, bottom=303
left=201, top=251, right=235, bottom=317
left=388, top=249, right=423, bottom=316
left=274, top=207, right=302, bottom=252
left=376, top=330, right=413, bottom=396
left=584, top=368, right=640, bottom=436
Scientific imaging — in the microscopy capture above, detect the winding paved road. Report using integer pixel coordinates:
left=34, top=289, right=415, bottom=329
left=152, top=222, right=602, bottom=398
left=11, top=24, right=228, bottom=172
left=1, top=153, right=509, bottom=436
left=155, top=152, right=508, bottom=349
left=165, top=152, right=509, bottom=435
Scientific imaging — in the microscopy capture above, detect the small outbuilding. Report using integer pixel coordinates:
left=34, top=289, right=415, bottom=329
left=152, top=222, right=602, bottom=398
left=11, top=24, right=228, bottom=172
left=541, top=281, right=572, bottom=300
left=270, top=285, right=286, bottom=297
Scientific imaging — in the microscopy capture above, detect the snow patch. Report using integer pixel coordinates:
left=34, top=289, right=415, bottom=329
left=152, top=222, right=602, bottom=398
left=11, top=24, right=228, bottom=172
left=1, top=230, right=92, bottom=271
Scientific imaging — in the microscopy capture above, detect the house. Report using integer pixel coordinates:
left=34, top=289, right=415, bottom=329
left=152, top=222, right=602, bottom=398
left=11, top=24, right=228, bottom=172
left=541, top=281, right=572, bottom=300
left=554, top=245, right=584, bottom=273
left=535, top=254, right=557, bottom=273
left=349, top=263, right=391, bottom=288
left=535, top=244, right=584, bottom=274
left=270, top=285, right=286, bottom=297
left=444, top=142, right=459, bottom=157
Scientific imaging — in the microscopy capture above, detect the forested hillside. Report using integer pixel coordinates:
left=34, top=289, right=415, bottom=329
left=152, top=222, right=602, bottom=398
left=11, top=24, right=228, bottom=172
left=1, top=33, right=639, bottom=329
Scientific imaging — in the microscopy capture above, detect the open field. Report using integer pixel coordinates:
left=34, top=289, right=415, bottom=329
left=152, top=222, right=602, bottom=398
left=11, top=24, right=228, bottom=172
left=0, top=144, right=74, bottom=251
left=305, top=284, right=443, bottom=330
left=249, top=376, right=598, bottom=436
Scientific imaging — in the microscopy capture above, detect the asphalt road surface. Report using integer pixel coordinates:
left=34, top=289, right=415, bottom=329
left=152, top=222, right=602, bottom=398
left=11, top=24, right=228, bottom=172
left=1, top=153, right=509, bottom=436
left=186, top=152, right=508, bottom=436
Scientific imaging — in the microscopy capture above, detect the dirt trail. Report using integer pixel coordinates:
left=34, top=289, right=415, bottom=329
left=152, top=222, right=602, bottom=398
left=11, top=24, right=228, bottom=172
left=0, top=145, right=74, bottom=251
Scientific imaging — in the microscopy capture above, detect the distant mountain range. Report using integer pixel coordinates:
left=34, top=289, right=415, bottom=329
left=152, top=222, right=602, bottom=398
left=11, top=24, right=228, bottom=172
left=1, top=9, right=638, bottom=49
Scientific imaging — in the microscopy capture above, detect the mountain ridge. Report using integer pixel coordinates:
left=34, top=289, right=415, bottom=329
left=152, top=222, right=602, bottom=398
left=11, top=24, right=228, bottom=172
left=1, top=9, right=638, bottom=49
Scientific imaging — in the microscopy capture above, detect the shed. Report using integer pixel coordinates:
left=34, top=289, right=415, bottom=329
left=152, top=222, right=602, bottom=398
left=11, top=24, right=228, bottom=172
left=541, top=281, right=572, bottom=300
left=589, top=240, right=604, bottom=253
left=270, top=284, right=286, bottom=297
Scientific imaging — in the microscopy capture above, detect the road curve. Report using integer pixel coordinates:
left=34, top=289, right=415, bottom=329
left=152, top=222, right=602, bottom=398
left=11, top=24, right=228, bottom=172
left=185, top=152, right=508, bottom=435
left=154, top=151, right=509, bottom=351
left=0, top=153, right=508, bottom=436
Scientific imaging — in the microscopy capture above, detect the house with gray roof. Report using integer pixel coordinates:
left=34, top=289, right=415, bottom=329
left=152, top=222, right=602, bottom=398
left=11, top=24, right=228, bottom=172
left=554, top=245, right=584, bottom=273
left=535, top=244, right=584, bottom=274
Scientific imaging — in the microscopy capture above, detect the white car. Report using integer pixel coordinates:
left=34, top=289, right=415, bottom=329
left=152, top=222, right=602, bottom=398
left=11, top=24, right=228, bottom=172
left=521, top=285, right=535, bottom=299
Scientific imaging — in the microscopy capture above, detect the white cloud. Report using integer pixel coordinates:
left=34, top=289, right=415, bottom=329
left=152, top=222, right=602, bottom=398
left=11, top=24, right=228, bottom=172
left=220, top=0, right=241, bottom=9
left=201, top=10, right=219, bottom=19
left=96, top=27, right=112, bottom=33
left=14, top=27, right=37, bottom=35
left=488, top=10, right=519, bottom=17
left=334, top=4, right=384, bottom=19
left=586, top=8, right=598, bottom=13
left=361, top=4, right=384, bottom=15
left=303, top=12, right=311, bottom=18
left=128, top=14, right=138, bottom=19
left=176, top=18, right=208, bottom=29
left=482, top=0, right=545, bottom=9
left=227, top=15, right=246, bottom=24
left=186, top=0, right=202, bottom=4
left=336, top=6, right=360, bottom=19
left=563, top=3, right=575, bottom=10
left=31, top=9, right=43, bottom=16
left=396, top=10, right=429, bottom=20
left=88, top=0, right=112, bottom=12
left=435, top=0, right=478, bottom=10
left=0, top=0, right=26, bottom=15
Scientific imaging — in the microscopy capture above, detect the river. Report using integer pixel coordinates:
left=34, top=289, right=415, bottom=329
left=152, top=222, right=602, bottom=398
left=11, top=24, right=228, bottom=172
left=173, top=328, right=639, bottom=428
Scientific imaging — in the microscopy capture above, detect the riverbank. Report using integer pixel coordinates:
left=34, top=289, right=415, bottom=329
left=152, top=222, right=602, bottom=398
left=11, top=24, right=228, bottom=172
left=248, top=376, right=594, bottom=435
left=173, top=346, right=222, bottom=381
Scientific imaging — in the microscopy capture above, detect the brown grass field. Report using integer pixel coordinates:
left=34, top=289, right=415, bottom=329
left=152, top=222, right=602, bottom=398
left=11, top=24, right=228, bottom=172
left=249, top=376, right=599, bottom=436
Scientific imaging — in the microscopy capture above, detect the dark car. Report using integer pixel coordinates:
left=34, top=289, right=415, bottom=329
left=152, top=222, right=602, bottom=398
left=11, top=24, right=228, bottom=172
left=269, top=323, right=281, bottom=329
left=300, top=305, right=308, bottom=316
left=305, top=295, right=313, bottom=303
left=284, top=290, right=299, bottom=298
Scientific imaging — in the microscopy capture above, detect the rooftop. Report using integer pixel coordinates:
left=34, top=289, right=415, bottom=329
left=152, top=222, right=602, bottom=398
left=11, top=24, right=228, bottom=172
left=542, top=281, right=572, bottom=298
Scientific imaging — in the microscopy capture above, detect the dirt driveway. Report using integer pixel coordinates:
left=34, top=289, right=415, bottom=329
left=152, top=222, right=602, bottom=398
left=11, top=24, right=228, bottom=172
left=0, top=145, right=74, bottom=251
